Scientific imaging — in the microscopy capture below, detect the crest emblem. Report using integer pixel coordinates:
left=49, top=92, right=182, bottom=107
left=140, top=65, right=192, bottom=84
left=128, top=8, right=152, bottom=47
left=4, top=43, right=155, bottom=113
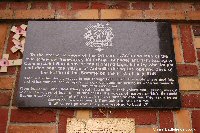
left=83, top=23, right=114, bottom=52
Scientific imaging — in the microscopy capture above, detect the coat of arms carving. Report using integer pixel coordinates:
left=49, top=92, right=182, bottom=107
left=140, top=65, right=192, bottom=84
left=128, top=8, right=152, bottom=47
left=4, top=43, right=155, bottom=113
left=84, top=23, right=114, bottom=52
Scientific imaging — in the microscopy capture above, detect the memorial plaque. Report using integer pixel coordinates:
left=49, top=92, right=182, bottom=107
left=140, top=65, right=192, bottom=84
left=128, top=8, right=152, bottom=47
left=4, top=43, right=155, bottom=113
left=67, top=118, right=135, bottom=133
left=16, top=21, right=181, bottom=108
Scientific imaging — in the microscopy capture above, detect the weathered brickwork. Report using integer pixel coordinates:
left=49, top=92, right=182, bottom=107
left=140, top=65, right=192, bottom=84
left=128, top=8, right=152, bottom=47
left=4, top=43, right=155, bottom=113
left=0, top=1, right=200, bottom=133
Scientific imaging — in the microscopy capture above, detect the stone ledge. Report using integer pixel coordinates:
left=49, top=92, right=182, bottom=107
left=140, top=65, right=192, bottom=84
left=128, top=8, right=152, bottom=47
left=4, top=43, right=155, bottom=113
left=0, top=9, right=200, bottom=21
left=55, top=9, right=99, bottom=19
left=101, top=9, right=143, bottom=19
left=14, top=10, right=55, bottom=19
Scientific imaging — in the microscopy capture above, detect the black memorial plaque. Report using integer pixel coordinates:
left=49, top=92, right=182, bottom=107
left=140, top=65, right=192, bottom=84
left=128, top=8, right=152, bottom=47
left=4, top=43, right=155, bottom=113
left=16, top=21, right=181, bottom=108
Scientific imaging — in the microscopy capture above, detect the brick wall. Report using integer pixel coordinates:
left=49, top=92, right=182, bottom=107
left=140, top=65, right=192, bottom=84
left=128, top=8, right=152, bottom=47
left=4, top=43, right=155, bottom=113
left=0, top=1, right=200, bottom=133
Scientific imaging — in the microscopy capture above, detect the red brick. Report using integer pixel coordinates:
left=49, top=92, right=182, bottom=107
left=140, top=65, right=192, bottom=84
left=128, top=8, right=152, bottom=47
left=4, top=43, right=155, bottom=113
left=0, top=2, right=7, bottom=10
left=71, top=2, right=89, bottom=10
left=58, top=109, right=74, bottom=133
left=177, top=64, right=198, bottom=76
left=76, top=110, right=90, bottom=118
left=92, top=109, right=107, bottom=118
left=171, top=2, right=193, bottom=11
left=0, top=109, right=8, bottom=133
left=0, top=24, right=8, bottom=59
left=91, top=2, right=109, bottom=9
left=193, top=25, right=200, bottom=36
left=192, top=110, right=200, bottom=132
left=159, top=111, right=175, bottom=133
left=109, top=2, right=130, bottom=9
left=0, top=91, right=11, bottom=106
left=51, top=1, right=67, bottom=9
left=136, top=127, right=156, bottom=133
left=172, top=24, right=184, bottom=63
left=182, top=94, right=200, bottom=108
left=31, top=2, right=48, bottom=9
left=152, top=2, right=171, bottom=10
left=175, top=110, right=192, bottom=130
left=8, top=125, right=56, bottom=133
left=9, top=2, right=28, bottom=10
left=10, top=109, right=56, bottom=123
left=195, top=37, right=200, bottom=49
left=180, top=25, right=196, bottom=63
left=0, top=77, right=15, bottom=89
left=109, top=110, right=157, bottom=125
left=193, top=2, right=200, bottom=11
left=132, top=2, right=149, bottom=10
left=12, top=66, right=21, bottom=106
left=197, top=50, right=200, bottom=61
left=179, top=77, right=200, bottom=90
